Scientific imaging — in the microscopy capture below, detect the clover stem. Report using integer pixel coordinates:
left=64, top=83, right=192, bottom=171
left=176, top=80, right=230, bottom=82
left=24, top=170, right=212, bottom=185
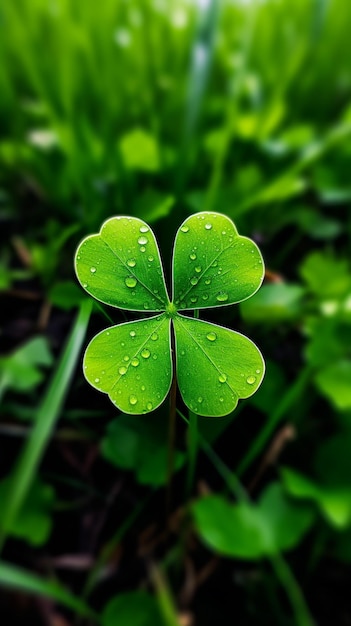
left=166, top=326, right=177, bottom=521
left=185, top=308, right=200, bottom=497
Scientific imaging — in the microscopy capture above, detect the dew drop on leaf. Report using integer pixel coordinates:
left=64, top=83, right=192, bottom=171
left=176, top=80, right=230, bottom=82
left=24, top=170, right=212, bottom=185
left=138, top=235, right=148, bottom=245
left=90, top=267, right=97, bottom=273
left=141, top=348, right=151, bottom=359
left=152, top=354, right=158, bottom=360
left=129, top=395, right=138, bottom=406
left=140, top=246, right=146, bottom=252
left=147, top=401, right=153, bottom=410
left=190, top=277, right=198, bottom=286
left=119, top=366, right=127, bottom=375
left=256, top=369, right=261, bottom=374
left=219, top=397, right=224, bottom=403
left=130, top=330, right=136, bottom=337
left=131, top=358, right=139, bottom=367
left=247, top=375, right=256, bottom=385
left=180, top=225, right=189, bottom=233
left=127, top=258, right=136, bottom=268
left=190, top=252, right=197, bottom=260
left=141, top=385, right=146, bottom=391
left=195, top=266, right=202, bottom=273
left=216, top=292, right=229, bottom=302
left=205, top=223, right=212, bottom=230
left=139, top=225, right=149, bottom=233
left=190, top=296, right=198, bottom=303
left=83, top=283, right=88, bottom=288
left=94, top=377, right=100, bottom=383
left=151, top=332, right=158, bottom=341
left=202, top=294, right=209, bottom=301
left=148, top=255, right=154, bottom=262
left=212, top=261, right=218, bottom=267
left=123, top=355, right=129, bottom=362
left=206, top=331, right=217, bottom=342
left=125, top=276, right=137, bottom=288
left=205, top=278, right=211, bottom=285
left=198, top=397, right=203, bottom=403
left=219, top=373, right=227, bottom=383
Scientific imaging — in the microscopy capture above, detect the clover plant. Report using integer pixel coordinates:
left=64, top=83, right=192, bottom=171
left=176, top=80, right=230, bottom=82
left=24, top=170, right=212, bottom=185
left=75, top=212, right=265, bottom=417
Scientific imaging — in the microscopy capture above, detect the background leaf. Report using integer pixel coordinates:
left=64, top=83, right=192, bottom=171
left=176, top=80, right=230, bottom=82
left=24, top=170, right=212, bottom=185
left=84, top=315, right=172, bottom=414
left=173, top=315, right=264, bottom=417
left=75, top=216, right=169, bottom=311
left=172, top=212, right=264, bottom=310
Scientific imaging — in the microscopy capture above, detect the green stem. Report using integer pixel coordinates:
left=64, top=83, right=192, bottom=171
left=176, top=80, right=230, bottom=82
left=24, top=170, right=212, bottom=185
left=166, top=327, right=177, bottom=520
left=237, top=366, right=312, bottom=477
left=271, top=554, right=315, bottom=626
left=185, top=308, right=200, bottom=498
left=0, top=300, right=92, bottom=553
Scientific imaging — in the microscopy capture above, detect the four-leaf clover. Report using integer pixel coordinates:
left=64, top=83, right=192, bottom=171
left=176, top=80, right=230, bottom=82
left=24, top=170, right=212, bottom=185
left=75, top=212, right=265, bottom=417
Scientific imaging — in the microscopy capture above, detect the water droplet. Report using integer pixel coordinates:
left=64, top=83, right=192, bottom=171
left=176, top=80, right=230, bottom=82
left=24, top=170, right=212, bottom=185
left=190, top=296, right=198, bottom=303
left=205, top=223, right=212, bottom=230
left=247, top=375, right=256, bottom=385
left=216, top=292, right=229, bottom=302
left=180, top=350, right=185, bottom=356
left=256, top=369, right=261, bottom=374
left=221, top=230, right=226, bottom=235
left=206, top=331, right=217, bottom=342
left=141, top=385, right=146, bottom=391
left=147, top=401, right=153, bottom=410
left=195, top=266, right=202, bottom=273
left=180, top=302, right=186, bottom=309
left=140, top=246, right=146, bottom=253
left=219, top=397, right=224, bottom=403
left=125, top=276, right=137, bottom=288
left=205, top=278, right=211, bottom=285
left=148, top=255, right=154, bottom=262
left=94, top=377, right=100, bottom=383
left=151, top=332, right=158, bottom=341
left=129, top=395, right=138, bottom=406
left=106, top=331, right=110, bottom=336
left=130, top=330, right=136, bottom=337
left=219, top=373, right=227, bottom=383
left=180, top=225, right=189, bottom=233
left=141, top=348, right=151, bottom=359
left=202, top=294, right=209, bottom=301
left=119, top=366, right=127, bottom=375
left=83, top=283, right=88, bottom=288
left=131, top=358, right=139, bottom=367
left=198, top=396, right=203, bottom=403
left=212, top=261, right=218, bottom=267
left=190, top=252, right=197, bottom=260
left=138, top=235, right=148, bottom=245
left=190, top=277, right=198, bottom=286
left=143, top=303, right=149, bottom=309
left=127, top=258, right=136, bottom=267
left=139, top=225, right=149, bottom=233
left=90, top=267, right=97, bottom=273
left=123, top=355, right=129, bottom=362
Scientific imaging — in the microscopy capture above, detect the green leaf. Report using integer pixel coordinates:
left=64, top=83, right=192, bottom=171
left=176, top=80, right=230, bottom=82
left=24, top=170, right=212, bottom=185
left=0, top=337, right=53, bottom=394
left=192, top=483, right=314, bottom=560
left=281, top=467, right=351, bottom=529
left=0, top=477, right=54, bottom=546
left=75, top=216, right=169, bottom=311
left=314, top=360, right=351, bottom=411
left=119, top=128, right=160, bottom=173
left=102, top=590, right=164, bottom=626
left=300, top=251, right=351, bottom=300
left=173, top=315, right=264, bottom=417
left=101, top=413, right=185, bottom=486
left=172, top=212, right=264, bottom=310
left=240, top=283, right=305, bottom=324
left=84, top=314, right=172, bottom=414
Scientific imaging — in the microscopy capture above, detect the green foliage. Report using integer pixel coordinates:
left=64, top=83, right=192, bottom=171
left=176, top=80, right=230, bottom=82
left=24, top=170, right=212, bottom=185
left=102, top=590, right=164, bottom=626
left=75, top=212, right=265, bottom=416
left=0, top=337, right=53, bottom=396
left=0, top=477, right=54, bottom=545
left=101, top=413, right=185, bottom=486
left=192, top=483, right=315, bottom=559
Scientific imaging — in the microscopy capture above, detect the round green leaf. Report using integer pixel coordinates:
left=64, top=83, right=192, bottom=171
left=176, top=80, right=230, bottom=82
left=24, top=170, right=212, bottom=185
left=75, top=216, right=169, bottom=311
left=83, top=314, right=172, bottom=414
left=172, top=212, right=264, bottom=310
left=173, top=315, right=265, bottom=417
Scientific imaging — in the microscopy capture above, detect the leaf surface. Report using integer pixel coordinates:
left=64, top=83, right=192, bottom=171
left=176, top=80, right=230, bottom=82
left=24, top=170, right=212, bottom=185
left=83, top=314, right=172, bottom=414
left=173, top=315, right=264, bottom=417
left=75, top=216, right=169, bottom=311
left=172, top=212, right=264, bottom=310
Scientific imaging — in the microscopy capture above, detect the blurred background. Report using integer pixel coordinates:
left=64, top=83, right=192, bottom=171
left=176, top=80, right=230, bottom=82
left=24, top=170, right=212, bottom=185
left=1, top=0, right=351, bottom=624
